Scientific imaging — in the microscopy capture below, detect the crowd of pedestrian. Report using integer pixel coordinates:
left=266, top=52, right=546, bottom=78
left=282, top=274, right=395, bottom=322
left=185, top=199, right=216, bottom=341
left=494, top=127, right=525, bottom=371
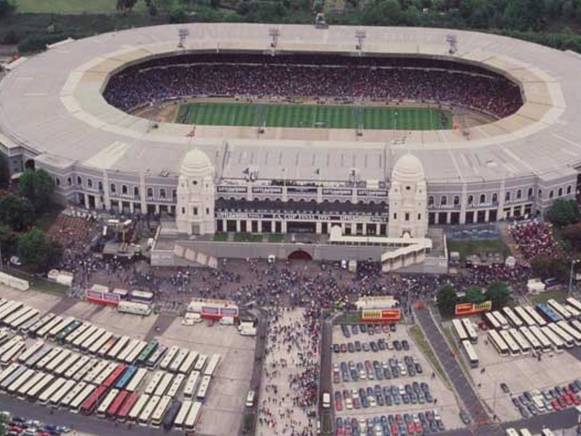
left=508, top=220, right=562, bottom=260
left=104, top=53, right=522, bottom=119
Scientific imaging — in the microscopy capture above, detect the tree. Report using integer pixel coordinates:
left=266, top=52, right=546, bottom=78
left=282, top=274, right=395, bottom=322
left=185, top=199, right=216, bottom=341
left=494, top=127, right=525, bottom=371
left=530, top=254, right=568, bottom=281
left=18, top=169, right=55, bottom=214
left=0, top=194, right=34, bottom=231
left=465, top=286, right=486, bottom=304
left=0, top=0, right=14, bottom=18
left=546, top=198, right=580, bottom=227
left=16, top=228, right=62, bottom=272
left=437, top=284, right=458, bottom=317
left=0, top=152, right=8, bottom=188
left=116, top=0, right=139, bottom=13
left=561, top=222, right=581, bottom=251
left=485, top=281, right=510, bottom=309
left=0, top=223, right=17, bottom=259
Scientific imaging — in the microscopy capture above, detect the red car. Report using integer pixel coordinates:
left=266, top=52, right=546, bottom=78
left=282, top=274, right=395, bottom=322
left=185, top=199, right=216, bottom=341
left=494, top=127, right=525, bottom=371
left=407, top=422, right=415, bottom=434
left=340, top=344, right=348, bottom=353
left=572, top=395, right=581, bottom=406
left=551, top=399, right=561, bottom=411
left=333, top=370, right=340, bottom=383
left=335, top=391, right=343, bottom=412
left=563, top=395, right=573, bottom=406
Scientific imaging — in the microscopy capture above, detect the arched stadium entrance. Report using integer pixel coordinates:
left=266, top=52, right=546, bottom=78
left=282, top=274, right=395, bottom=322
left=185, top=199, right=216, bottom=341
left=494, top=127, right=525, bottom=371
left=288, top=250, right=313, bottom=261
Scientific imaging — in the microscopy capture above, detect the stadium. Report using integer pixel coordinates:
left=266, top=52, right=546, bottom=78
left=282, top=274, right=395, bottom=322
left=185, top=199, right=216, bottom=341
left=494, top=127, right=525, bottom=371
left=0, top=23, right=580, bottom=244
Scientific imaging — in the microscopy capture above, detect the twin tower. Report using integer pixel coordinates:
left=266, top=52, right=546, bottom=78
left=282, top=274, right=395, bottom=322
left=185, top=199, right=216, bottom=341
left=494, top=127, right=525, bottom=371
left=175, top=148, right=428, bottom=240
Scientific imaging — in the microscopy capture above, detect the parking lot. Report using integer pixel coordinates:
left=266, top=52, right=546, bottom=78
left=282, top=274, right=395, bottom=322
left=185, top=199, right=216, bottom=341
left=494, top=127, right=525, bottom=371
left=470, top=333, right=581, bottom=422
left=331, top=322, right=463, bottom=435
left=0, top=284, right=256, bottom=436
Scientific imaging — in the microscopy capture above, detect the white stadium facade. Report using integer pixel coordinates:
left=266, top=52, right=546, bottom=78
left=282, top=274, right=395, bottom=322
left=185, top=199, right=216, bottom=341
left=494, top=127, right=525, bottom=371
left=1, top=23, right=581, bottom=244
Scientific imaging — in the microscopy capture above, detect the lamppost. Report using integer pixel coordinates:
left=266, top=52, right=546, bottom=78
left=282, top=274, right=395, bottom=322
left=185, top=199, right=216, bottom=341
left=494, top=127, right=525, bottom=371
left=569, top=259, right=579, bottom=294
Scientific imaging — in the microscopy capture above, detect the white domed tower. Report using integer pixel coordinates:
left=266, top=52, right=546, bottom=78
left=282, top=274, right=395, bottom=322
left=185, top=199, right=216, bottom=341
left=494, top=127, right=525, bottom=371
left=388, top=154, right=428, bottom=238
left=176, top=149, right=216, bottom=235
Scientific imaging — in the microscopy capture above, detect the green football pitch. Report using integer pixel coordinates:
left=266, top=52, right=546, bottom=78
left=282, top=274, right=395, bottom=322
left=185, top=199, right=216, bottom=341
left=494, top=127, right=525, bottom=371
left=175, top=102, right=453, bottom=130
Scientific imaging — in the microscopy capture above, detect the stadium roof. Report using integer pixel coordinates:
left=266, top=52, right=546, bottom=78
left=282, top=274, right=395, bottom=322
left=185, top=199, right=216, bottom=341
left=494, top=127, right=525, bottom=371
left=1, top=23, right=581, bottom=184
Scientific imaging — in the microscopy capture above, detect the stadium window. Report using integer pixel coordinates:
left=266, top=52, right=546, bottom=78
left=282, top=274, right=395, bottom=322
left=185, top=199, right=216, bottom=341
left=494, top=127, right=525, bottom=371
left=428, top=196, right=434, bottom=206
left=567, top=185, right=572, bottom=194
left=192, top=180, right=198, bottom=186
left=517, top=189, right=522, bottom=199
left=505, top=191, right=510, bottom=201
left=393, top=213, right=397, bottom=220
left=122, top=185, right=128, bottom=195
left=538, top=189, right=542, bottom=198
left=549, top=190, right=554, bottom=199
left=181, top=207, right=185, bottom=214
left=453, top=196, right=460, bottom=206
left=558, top=187, right=563, bottom=196
left=193, top=207, right=198, bottom=215
left=206, top=208, right=210, bottom=215
left=467, top=195, right=473, bottom=205
left=110, top=183, right=116, bottom=193
left=67, top=177, right=72, bottom=186
left=440, top=196, right=447, bottom=206
left=87, top=179, right=93, bottom=188
left=55, top=178, right=60, bottom=186
left=160, top=189, right=166, bottom=199
left=479, top=194, right=486, bottom=204
left=405, top=186, right=411, bottom=191
left=172, top=189, right=177, bottom=199
left=98, top=181, right=103, bottom=191
left=528, top=188, right=533, bottom=198
left=492, top=193, right=498, bottom=203
left=77, top=176, right=82, bottom=185
left=147, top=188, right=153, bottom=198
left=417, top=213, right=421, bottom=220
left=405, top=213, right=410, bottom=221
left=134, top=187, right=139, bottom=197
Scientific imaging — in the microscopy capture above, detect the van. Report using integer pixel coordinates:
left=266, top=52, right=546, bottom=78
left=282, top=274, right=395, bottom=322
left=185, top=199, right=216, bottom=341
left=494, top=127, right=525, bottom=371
left=245, top=390, right=255, bottom=407
left=322, top=392, right=331, bottom=409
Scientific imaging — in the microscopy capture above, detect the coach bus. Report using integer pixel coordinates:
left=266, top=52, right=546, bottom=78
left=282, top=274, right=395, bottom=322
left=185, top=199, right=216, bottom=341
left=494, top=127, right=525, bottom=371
left=49, top=379, right=76, bottom=407
left=84, top=360, right=109, bottom=384
left=0, top=302, right=23, bottom=323
left=508, top=329, right=531, bottom=354
left=168, top=348, right=188, bottom=373
left=126, top=367, right=148, bottom=393
left=571, top=319, right=581, bottom=335
left=73, top=325, right=98, bottom=349
left=183, top=371, right=201, bottom=398
left=125, top=340, right=148, bottom=364
left=107, top=336, right=131, bottom=361
left=529, top=325, right=552, bottom=352
left=519, top=326, right=542, bottom=352
left=145, top=370, right=164, bottom=395
left=107, top=389, right=130, bottom=419
left=461, top=319, right=478, bottom=344
left=184, top=401, right=202, bottom=432
left=541, top=326, right=564, bottom=352
left=117, top=339, right=139, bottom=363
left=70, top=383, right=95, bottom=413
left=547, top=299, right=573, bottom=320
left=3, top=307, right=32, bottom=328
left=16, top=371, right=44, bottom=399
left=19, top=314, right=41, bottom=333
left=17, top=340, right=44, bottom=363
left=27, top=372, right=55, bottom=401
left=0, top=335, right=22, bottom=354
left=80, top=385, right=107, bottom=415
left=38, top=377, right=67, bottom=405
left=97, top=388, right=120, bottom=418
left=499, top=330, right=520, bottom=355
left=128, top=393, right=150, bottom=423
left=491, top=311, right=510, bottom=329
left=196, top=375, right=211, bottom=401
left=524, top=305, right=547, bottom=326
left=7, top=368, right=35, bottom=394
left=566, top=297, right=581, bottom=312
left=194, top=354, right=208, bottom=372
left=502, top=307, right=524, bottom=328
left=167, top=374, right=185, bottom=399
left=461, top=340, right=479, bottom=368
left=138, top=394, right=160, bottom=426
left=10, top=309, right=40, bottom=330
left=0, top=340, right=25, bottom=366
left=146, top=345, right=167, bottom=368
left=174, top=400, right=192, bottom=430
left=130, top=290, right=154, bottom=304
left=160, top=346, right=179, bottom=370
left=25, top=345, right=52, bottom=368
left=81, top=328, right=107, bottom=352
left=178, top=351, right=199, bottom=375
left=56, top=320, right=82, bottom=343
left=89, top=331, right=113, bottom=355
left=136, top=340, right=158, bottom=365
left=484, top=312, right=501, bottom=330
left=36, top=347, right=63, bottom=370
left=556, top=321, right=581, bottom=345
left=536, top=304, right=562, bottom=323
left=65, top=355, right=91, bottom=380
left=451, top=319, right=468, bottom=342
left=60, top=381, right=87, bottom=409
left=117, top=391, right=139, bottom=422
left=115, top=365, right=137, bottom=390
left=46, top=349, right=72, bottom=373
left=154, top=372, right=174, bottom=397
left=47, top=316, right=75, bottom=339
left=514, top=307, right=535, bottom=327
left=163, top=399, right=182, bottom=431
left=0, top=365, right=26, bottom=391
left=64, top=322, right=90, bottom=345
left=547, top=323, right=574, bottom=348
left=37, top=316, right=63, bottom=339
left=97, top=336, right=118, bottom=357
left=103, top=364, right=128, bottom=389
left=0, top=363, right=20, bottom=385
left=94, top=362, right=120, bottom=386
left=204, top=354, right=221, bottom=377
left=151, top=395, right=172, bottom=427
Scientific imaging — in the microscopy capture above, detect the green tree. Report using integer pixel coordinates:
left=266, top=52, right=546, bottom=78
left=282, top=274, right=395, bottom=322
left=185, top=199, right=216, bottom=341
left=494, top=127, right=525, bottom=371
left=561, top=222, right=581, bottom=252
left=465, top=286, right=486, bottom=304
left=0, top=152, right=8, bottom=188
left=530, top=254, right=568, bottom=281
left=485, top=281, right=510, bottom=309
left=546, top=198, right=580, bottom=227
left=0, top=194, right=34, bottom=231
left=0, top=223, right=17, bottom=258
left=18, top=169, right=55, bottom=214
left=116, top=0, right=139, bottom=13
left=16, top=228, right=62, bottom=272
left=437, top=284, right=458, bottom=317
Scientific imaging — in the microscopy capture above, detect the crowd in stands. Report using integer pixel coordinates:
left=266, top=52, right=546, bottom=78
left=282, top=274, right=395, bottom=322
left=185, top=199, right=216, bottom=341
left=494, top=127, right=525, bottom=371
left=508, top=220, right=562, bottom=260
left=47, top=213, right=98, bottom=254
left=104, top=54, right=523, bottom=119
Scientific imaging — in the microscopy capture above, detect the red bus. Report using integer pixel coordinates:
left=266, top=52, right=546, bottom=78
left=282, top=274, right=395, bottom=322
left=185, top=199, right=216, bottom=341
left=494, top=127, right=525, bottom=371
left=80, top=385, right=108, bottom=415
left=116, top=391, right=139, bottom=422
left=107, top=389, right=129, bottom=418
left=103, top=364, right=127, bottom=388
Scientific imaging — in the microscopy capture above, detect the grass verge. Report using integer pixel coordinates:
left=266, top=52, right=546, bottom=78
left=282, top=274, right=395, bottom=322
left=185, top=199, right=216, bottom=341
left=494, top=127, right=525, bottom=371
left=447, top=238, right=510, bottom=260
left=528, top=289, right=568, bottom=305
left=408, top=325, right=451, bottom=389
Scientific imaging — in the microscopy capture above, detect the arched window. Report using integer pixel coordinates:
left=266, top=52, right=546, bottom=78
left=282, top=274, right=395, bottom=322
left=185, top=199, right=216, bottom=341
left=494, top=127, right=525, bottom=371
left=122, top=185, right=128, bottom=195
left=440, top=196, right=447, bottom=206
left=160, top=189, right=166, bottom=199
left=492, top=193, right=498, bottom=203
left=98, top=181, right=103, bottom=191
left=549, top=190, right=554, bottom=199
left=77, top=176, right=82, bottom=185
left=134, top=187, right=139, bottom=197
left=453, top=196, right=460, bottom=206
left=505, top=191, right=510, bottom=201
left=393, top=213, right=397, bottom=220
left=479, top=194, right=486, bottom=204
left=428, top=196, right=434, bottom=206
left=468, top=195, right=473, bottom=205
left=517, top=190, right=522, bottom=199
left=567, top=185, right=572, bottom=194
left=538, top=189, right=542, bottom=198
left=528, top=188, right=533, bottom=198
left=87, top=179, right=92, bottom=188
left=405, top=213, right=410, bottom=221
left=558, top=188, right=563, bottom=196
left=147, top=188, right=153, bottom=198
left=110, top=184, right=116, bottom=193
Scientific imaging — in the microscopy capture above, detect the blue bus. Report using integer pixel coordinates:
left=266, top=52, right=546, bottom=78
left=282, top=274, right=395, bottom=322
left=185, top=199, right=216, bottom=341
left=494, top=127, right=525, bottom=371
left=115, top=365, right=138, bottom=390
left=536, top=303, right=562, bottom=323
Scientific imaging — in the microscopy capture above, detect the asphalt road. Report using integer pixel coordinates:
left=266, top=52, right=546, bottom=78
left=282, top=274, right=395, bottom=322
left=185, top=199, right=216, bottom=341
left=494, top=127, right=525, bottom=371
left=319, top=313, right=334, bottom=433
